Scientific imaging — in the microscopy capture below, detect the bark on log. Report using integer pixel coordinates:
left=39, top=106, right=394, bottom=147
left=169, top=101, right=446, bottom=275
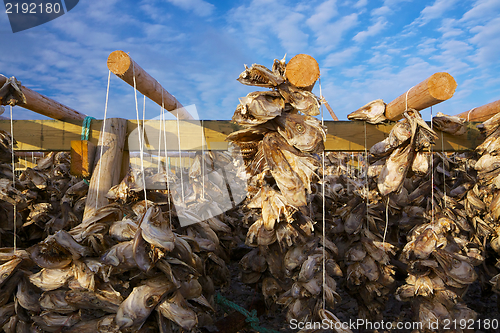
left=107, top=51, right=194, bottom=120
left=83, top=118, right=127, bottom=221
left=385, top=72, right=457, bottom=121
left=455, top=99, right=500, bottom=122
left=0, top=75, right=86, bottom=124
left=285, top=54, right=320, bottom=90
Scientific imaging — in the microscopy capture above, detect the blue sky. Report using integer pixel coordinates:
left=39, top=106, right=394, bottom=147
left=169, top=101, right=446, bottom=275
left=1, top=0, right=499, bottom=121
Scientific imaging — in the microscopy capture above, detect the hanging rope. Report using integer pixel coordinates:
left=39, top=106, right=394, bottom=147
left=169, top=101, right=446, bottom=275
left=215, top=293, right=280, bottom=333
left=405, top=85, right=415, bottom=111
left=95, top=70, right=111, bottom=207
left=142, top=95, right=148, bottom=207
left=158, top=89, right=164, bottom=173
left=176, top=111, right=185, bottom=202
left=10, top=105, right=16, bottom=252
left=319, top=77, right=326, bottom=310
left=132, top=63, right=147, bottom=209
left=430, top=106, right=435, bottom=222
left=201, top=119, right=205, bottom=200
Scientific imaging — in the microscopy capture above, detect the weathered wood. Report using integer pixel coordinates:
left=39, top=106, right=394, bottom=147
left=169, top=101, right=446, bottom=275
left=83, top=118, right=127, bottom=221
left=0, top=76, right=86, bottom=124
left=385, top=72, right=457, bottom=121
left=70, top=140, right=96, bottom=178
left=455, top=99, right=500, bottom=122
left=323, top=100, right=339, bottom=121
left=285, top=54, right=320, bottom=90
left=107, top=51, right=194, bottom=120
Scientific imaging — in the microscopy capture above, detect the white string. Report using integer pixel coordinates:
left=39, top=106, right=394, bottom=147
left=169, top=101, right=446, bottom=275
left=430, top=106, right=434, bottom=222
left=161, top=94, right=173, bottom=221
left=383, top=198, right=389, bottom=244
left=10, top=105, right=16, bottom=252
left=132, top=64, right=147, bottom=210
left=364, top=122, right=369, bottom=230
left=467, top=108, right=476, bottom=122
left=176, top=111, right=184, bottom=202
left=319, top=77, right=326, bottom=310
left=142, top=95, right=148, bottom=207
left=405, top=86, right=415, bottom=111
left=95, top=70, right=111, bottom=209
left=441, top=131, right=446, bottom=208
left=158, top=89, right=164, bottom=173
left=201, top=119, right=205, bottom=200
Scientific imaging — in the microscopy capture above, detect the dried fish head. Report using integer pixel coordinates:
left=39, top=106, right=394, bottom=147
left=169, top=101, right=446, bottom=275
left=237, top=64, right=284, bottom=87
left=157, top=290, right=198, bottom=331
left=348, top=99, right=387, bottom=124
left=377, top=143, right=415, bottom=196
left=275, top=113, right=326, bottom=153
left=432, top=112, right=466, bottom=136
left=115, top=277, right=177, bottom=329
left=237, top=91, right=284, bottom=121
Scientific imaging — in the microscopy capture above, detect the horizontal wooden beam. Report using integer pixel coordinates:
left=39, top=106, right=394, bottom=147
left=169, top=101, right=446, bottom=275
left=0, top=120, right=482, bottom=152
left=455, top=99, right=500, bottom=122
left=0, top=75, right=86, bottom=124
left=107, top=51, right=194, bottom=120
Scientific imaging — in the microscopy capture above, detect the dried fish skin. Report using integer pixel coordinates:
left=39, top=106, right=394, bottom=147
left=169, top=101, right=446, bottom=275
left=65, top=289, right=123, bottom=313
left=263, top=133, right=307, bottom=207
left=277, top=83, right=320, bottom=116
left=238, top=91, right=284, bottom=121
left=377, top=143, right=415, bottom=196
left=115, top=277, right=177, bottom=329
left=39, top=289, right=77, bottom=313
left=348, top=99, right=387, bottom=124
left=140, top=206, right=175, bottom=252
left=0, top=257, right=22, bottom=287
left=237, top=64, right=284, bottom=87
left=29, top=266, right=74, bottom=291
left=157, top=291, right=198, bottom=331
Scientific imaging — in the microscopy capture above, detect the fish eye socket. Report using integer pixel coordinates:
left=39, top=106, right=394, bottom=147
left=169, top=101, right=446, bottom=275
left=398, top=166, right=405, bottom=173
left=296, top=124, right=305, bottom=133
left=145, top=296, right=156, bottom=308
left=1, top=273, right=9, bottom=279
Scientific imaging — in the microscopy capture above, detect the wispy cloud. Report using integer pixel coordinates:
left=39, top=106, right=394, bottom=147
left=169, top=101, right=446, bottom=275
left=165, top=0, right=215, bottom=17
left=353, top=17, right=387, bottom=43
left=411, top=0, right=458, bottom=27
left=323, top=46, right=360, bottom=67
left=469, top=17, right=500, bottom=66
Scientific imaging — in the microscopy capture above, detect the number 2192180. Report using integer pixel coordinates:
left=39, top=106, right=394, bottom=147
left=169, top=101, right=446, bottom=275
left=5, top=2, right=61, bottom=14
left=442, top=318, right=499, bottom=330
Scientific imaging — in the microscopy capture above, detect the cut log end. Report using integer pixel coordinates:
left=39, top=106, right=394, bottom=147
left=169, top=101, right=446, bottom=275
left=285, top=54, right=320, bottom=89
left=428, top=72, right=457, bottom=101
left=107, top=50, right=132, bottom=76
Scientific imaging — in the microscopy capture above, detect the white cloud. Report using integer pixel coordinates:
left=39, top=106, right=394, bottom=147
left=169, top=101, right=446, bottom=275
left=438, top=18, right=463, bottom=39
left=165, top=0, right=215, bottom=17
left=310, top=13, right=359, bottom=53
left=353, top=18, right=387, bottom=43
left=412, top=0, right=458, bottom=27
left=354, top=0, right=368, bottom=9
left=461, top=0, right=500, bottom=23
left=372, top=6, right=392, bottom=17
left=469, top=17, right=500, bottom=66
left=323, top=47, right=360, bottom=67
left=306, top=0, right=338, bottom=31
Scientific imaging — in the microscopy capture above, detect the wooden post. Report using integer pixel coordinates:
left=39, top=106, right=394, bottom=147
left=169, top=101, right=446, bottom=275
left=454, top=99, right=500, bottom=122
left=385, top=72, right=457, bottom=121
left=107, top=51, right=194, bottom=120
left=83, top=118, right=127, bottom=221
left=323, top=100, right=339, bottom=121
left=70, top=140, right=96, bottom=178
left=285, top=54, right=320, bottom=91
left=0, top=76, right=86, bottom=124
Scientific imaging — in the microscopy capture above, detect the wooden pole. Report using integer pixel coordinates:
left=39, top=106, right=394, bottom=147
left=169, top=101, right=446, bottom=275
left=285, top=54, right=320, bottom=90
left=323, top=100, right=339, bottom=121
left=0, top=76, right=86, bottom=124
left=385, top=72, right=457, bottom=121
left=107, top=51, right=194, bottom=120
left=83, top=118, right=127, bottom=221
left=454, top=99, right=500, bottom=122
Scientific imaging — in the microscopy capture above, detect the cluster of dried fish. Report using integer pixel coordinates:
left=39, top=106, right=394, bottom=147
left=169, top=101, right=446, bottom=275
left=227, top=58, right=346, bottom=324
left=0, top=146, right=249, bottom=331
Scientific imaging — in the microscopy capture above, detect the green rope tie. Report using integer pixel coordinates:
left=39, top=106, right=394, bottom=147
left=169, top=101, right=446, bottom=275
left=81, top=116, right=95, bottom=141
left=215, top=293, right=280, bottom=333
